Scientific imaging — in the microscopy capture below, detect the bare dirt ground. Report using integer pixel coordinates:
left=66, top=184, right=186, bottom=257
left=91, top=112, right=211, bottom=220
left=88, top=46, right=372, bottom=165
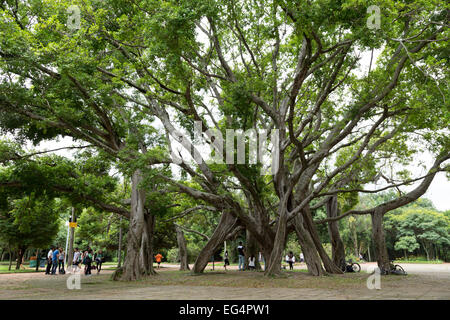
left=0, top=263, right=448, bottom=300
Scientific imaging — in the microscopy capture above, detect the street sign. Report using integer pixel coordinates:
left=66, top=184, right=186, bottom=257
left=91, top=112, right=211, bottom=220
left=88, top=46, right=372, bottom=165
left=69, top=222, right=78, bottom=228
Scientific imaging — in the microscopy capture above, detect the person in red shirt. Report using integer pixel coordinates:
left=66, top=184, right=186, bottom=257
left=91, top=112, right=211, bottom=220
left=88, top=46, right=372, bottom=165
left=155, top=253, right=163, bottom=269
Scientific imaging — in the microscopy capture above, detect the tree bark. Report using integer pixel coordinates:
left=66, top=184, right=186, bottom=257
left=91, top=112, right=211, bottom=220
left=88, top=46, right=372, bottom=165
left=117, top=170, right=148, bottom=281
left=117, top=216, right=123, bottom=268
left=139, top=212, right=156, bottom=276
left=35, top=249, right=40, bottom=272
left=8, top=248, right=13, bottom=271
left=303, top=206, right=343, bottom=274
left=15, top=247, right=25, bottom=270
left=264, top=201, right=288, bottom=276
left=293, top=213, right=326, bottom=276
left=244, top=229, right=261, bottom=270
left=192, top=211, right=238, bottom=273
left=176, top=225, right=190, bottom=271
left=371, top=210, right=390, bottom=272
left=326, top=195, right=346, bottom=268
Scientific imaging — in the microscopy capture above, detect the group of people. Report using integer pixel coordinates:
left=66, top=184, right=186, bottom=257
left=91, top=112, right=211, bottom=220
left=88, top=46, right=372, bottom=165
left=72, top=248, right=105, bottom=275
left=284, top=251, right=304, bottom=270
left=45, top=246, right=105, bottom=276
left=45, top=247, right=66, bottom=275
left=223, top=242, right=262, bottom=271
left=223, top=242, right=306, bottom=271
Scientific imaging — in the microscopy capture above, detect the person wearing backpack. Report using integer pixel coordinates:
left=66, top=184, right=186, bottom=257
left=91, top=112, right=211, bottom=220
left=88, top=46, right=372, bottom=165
left=84, top=249, right=93, bottom=276
left=95, top=250, right=104, bottom=274
left=72, top=248, right=81, bottom=273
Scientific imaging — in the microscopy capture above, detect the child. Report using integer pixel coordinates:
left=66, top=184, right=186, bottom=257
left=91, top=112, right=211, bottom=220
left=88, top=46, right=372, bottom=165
left=248, top=255, right=256, bottom=270
left=224, top=251, right=230, bottom=271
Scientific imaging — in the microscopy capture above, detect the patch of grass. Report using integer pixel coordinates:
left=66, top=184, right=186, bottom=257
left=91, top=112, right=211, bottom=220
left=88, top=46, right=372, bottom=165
left=0, top=265, right=45, bottom=274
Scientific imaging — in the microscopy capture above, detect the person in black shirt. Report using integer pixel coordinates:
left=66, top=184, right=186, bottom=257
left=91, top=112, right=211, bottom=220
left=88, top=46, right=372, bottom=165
left=237, top=242, right=245, bottom=271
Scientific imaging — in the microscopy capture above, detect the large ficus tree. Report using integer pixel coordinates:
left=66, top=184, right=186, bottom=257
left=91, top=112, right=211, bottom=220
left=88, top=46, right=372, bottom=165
left=1, top=0, right=448, bottom=277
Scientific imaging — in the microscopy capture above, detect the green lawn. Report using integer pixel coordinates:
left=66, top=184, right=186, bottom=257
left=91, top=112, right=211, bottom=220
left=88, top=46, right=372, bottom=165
left=0, top=264, right=46, bottom=274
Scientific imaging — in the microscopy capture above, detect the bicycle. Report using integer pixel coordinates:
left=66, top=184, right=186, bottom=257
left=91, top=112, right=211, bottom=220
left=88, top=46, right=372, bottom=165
left=341, top=259, right=361, bottom=273
left=381, top=260, right=407, bottom=275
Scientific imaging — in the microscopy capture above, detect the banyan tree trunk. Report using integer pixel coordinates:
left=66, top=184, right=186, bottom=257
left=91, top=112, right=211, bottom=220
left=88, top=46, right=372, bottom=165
left=176, top=225, right=190, bottom=271
left=302, top=206, right=343, bottom=274
left=15, top=248, right=25, bottom=270
left=371, top=210, right=390, bottom=273
left=264, top=201, right=288, bottom=276
left=192, top=211, right=238, bottom=273
left=117, top=170, right=149, bottom=281
left=326, top=195, right=346, bottom=268
left=140, top=212, right=156, bottom=276
left=244, top=229, right=261, bottom=270
left=294, top=213, right=326, bottom=276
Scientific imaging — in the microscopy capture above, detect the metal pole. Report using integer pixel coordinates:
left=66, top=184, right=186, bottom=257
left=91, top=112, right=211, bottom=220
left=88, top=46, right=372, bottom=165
left=64, top=222, right=69, bottom=265
left=67, top=207, right=75, bottom=271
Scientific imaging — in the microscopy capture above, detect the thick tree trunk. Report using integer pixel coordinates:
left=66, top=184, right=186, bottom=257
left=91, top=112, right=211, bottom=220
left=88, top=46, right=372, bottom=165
left=371, top=210, right=390, bottom=272
left=176, top=225, right=190, bottom=271
left=192, top=211, right=238, bottom=273
left=8, top=247, right=13, bottom=271
left=244, top=229, right=261, bottom=270
left=35, top=249, right=40, bottom=272
left=117, top=170, right=148, bottom=281
left=264, top=202, right=288, bottom=276
left=117, top=216, right=123, bottom=268
left=294, top=213, right=326, bottom=276
left=303, top=207, right=342, bottom=274
left=139, top=212, right=156, bottom=276
left=15, top=247, right=25, bottom=270
left=326, top=195, right=346, bottom=268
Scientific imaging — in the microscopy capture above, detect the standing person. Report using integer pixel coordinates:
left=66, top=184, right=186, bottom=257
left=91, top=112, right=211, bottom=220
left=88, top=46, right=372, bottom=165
left=223, top=251, right=230, bottom=271
left=248, top=255, right=256, bottom=271
left=45, top=247, right=54, bottom=275
left=84, top=249, right=93, bottom=276
left=95, top=250, right=104, bottom=274
left=259, top=252, right=265, bottom=270
left=288, top=251, right=295, bottom=270
left=154, top=253, right=163, bottom=269
left=300, top=252, right=304, bottom=263
left=237, top=242, right=245, bottom=271
left=81, top=251, right=87, bottom=273
left=72, top=248, right=81, bottom=273
left=58, top=248, right=65, bottom=274
left=51, top=247, right=60, bottom=275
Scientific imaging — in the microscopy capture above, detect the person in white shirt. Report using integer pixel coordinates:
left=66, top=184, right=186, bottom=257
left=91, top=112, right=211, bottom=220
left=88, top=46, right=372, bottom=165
left=300, top=252, right=304, bottom=263
left=45, top=247, right=54, bottom=275
left=72, top=248, right=81, bottom=273
left=248, top=255, right=256, bottom=270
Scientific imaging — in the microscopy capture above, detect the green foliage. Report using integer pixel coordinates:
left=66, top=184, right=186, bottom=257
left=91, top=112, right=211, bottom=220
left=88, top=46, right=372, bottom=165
left=0, top=194, right=60, bottom=252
